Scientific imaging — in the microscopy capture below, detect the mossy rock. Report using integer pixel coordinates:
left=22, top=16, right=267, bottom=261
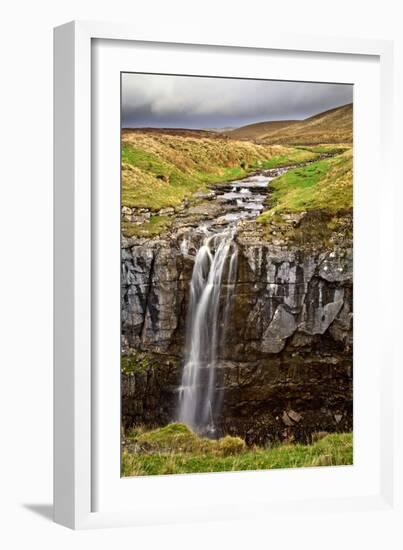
left=215, top=435, right=246, bottom=457
left=121, top=352, right=157, bottom=374
left=134, top=423, right=204, bottom=453
left=127, top=422, right=247, bottom=456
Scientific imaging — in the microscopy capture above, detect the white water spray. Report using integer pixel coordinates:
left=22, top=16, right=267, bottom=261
left=176, top=168, right=279, bottom=435
left=177, top=227, right=238, bottom=435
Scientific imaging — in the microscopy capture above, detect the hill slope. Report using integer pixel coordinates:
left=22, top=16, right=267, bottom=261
left=121, top=130, right=319, bottom=210
left=227, top=119, right=298, bottom=140
left=261, top=103, right=352, bottom=144
left=229, top=104, right=353, bottom=145
left=259, top=148, right=353, bottom=217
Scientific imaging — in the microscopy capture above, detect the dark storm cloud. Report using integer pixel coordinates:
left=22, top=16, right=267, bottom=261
left=122, top=73, right=353, bottom=129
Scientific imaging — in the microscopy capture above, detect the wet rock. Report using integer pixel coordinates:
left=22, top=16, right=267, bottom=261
left=282, top=411, right=294, bottom=427
left=187, top=203, right=222, bottom=218
left=288, top=410, right=303, bottom=423
left=158, top=207, right=175, bottom=216
left=299, top=285, right=344, bottom=335
left=130, top=212, right=151, bottom=224
left=280, top=212, right=306, bottom=226
left=193, top=191, right=215, bottom=200
left=261, top=305, right=297, bottom=353
left=282, top=410, right=302, bottom=426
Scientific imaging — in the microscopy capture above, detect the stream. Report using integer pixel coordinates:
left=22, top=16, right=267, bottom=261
left=176, top=165, right=291, bottom=435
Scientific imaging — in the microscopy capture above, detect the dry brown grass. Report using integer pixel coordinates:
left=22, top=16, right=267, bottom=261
left=121, top=131, right=315, bottom=210
left=261, top=104, right=353, bottom=145
left=226, top=104, right=353, bottom=145
left=122, top=131, right=293, bottom=173
left=227, top=119, right=298, bottom=140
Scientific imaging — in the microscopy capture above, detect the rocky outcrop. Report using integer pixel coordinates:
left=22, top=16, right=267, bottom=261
left=121, top=238, right=190, bottom=354
left=121, top=216, right=353, bottom=444
left=225, top=228, right=353, bottom=361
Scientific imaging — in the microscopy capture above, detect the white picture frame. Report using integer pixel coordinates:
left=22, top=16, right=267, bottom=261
left=54, top=20, right=398, bottom=530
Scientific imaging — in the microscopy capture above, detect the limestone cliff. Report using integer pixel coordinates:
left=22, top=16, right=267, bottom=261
left=121, top=216, right=353, bottom=444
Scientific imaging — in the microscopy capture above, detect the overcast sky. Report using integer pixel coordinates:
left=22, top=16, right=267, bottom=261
left=122, top=73, right=353, bottom=129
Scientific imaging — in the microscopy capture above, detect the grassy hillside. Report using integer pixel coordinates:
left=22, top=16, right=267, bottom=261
left=227, top=119, right=298, bottom=140
left=258, top=149, right=352, bottom=218
left=228, top=104, right=352, bottom=145
left=256, top=149, right=353, bottom=248
left=261, top=104, right=353, bottom=145
left=121, top=130, right=318, bottom=210
left=122, top=423, right=353, bottom=476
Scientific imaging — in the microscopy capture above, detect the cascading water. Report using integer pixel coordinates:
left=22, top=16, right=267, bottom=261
left=177, top=227, right=238, bottom=435
left=177, top=169, right=279, bottom=435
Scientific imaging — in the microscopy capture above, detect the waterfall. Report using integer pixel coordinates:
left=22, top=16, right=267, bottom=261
left=177, top=227, right=238, bottom=435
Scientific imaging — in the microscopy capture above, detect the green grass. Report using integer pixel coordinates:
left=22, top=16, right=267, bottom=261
left=122, top=214, right=171, bottom=238
left=295, top=144, right=351, bottom=155
left=255, top=148, right=318, bottom=169
left=122, top=146, right=201, bottom=210
left=122, top=145, right=173, bottom=178
left=121, top=132, right=351, bottom=239
left=121, top=352, right=158, bottom=374
left=121, top=423, right=353, bottom=476
left=122, top=144, right=250, bottom=210
left=121, top=134, right=322, bottom=212
left=258, top=149, right=352, bottom=221
left=125, top=423, right=246, bottom=456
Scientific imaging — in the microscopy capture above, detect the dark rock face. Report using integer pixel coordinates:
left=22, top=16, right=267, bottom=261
left=121, top=222, right=353, bottom=444
left=121, top=354, right=180, bottom=429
